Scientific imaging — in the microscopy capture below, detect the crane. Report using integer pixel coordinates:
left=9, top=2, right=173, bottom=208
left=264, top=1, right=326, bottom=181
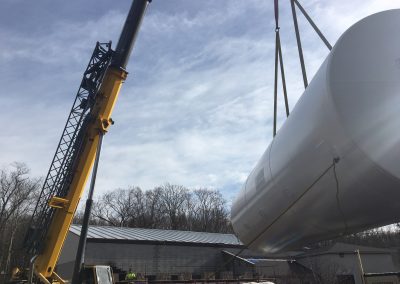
left=21, top=1, right=151, bottom=283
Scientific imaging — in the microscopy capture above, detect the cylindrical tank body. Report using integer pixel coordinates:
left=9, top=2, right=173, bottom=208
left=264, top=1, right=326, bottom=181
left=231, top=9, right=400, bottom=253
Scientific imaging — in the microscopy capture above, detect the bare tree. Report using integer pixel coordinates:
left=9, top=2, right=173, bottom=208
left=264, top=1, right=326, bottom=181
left=144, top=187, right=164, bottom=228
left=87, top=184, right=232, bottom=233
left=159, top=184, right=190, bottom=230
left=126, top=186, right=146, bottom=228
left=0, top=163, right=39, bottom=231
left=92, top=188, right=135, bottom=227
left=192, top=189, right=230, bottom=233
left=0, top=163, right=40, bottom=277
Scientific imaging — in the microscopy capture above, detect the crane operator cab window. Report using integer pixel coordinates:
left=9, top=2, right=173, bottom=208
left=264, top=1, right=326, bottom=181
left=82, top=265, right=113, bottom=284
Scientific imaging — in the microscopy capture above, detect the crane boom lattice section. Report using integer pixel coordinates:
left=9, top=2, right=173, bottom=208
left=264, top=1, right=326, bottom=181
left=26, top=42, right=113, bottom=255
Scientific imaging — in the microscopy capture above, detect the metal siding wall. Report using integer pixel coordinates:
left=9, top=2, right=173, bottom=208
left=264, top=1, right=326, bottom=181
left=85, top=242, right=229, bottom=276
left=297, top=253, right=400, bottom=284
left=58, top=233, right=79, bottom=264
left=56, top=233, right=80, bottom=280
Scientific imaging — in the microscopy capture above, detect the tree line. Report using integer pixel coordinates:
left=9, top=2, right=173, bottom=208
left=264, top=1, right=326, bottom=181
left=0, top=163, right=41, bottom=280
left=75, top=184, right=233, bottom=233
left=3, top=163, right=400, bottom=280
left=0, top=163, right=232, bottom=278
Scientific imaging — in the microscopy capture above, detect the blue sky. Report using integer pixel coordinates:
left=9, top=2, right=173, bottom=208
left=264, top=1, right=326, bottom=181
left=0, top=0, right=398, bottom=203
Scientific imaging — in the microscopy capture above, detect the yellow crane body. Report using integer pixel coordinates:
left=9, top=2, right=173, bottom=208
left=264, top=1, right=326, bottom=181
left=34, top=68, right=127, bottom=283
left=23, top=1, right=150, bottom=283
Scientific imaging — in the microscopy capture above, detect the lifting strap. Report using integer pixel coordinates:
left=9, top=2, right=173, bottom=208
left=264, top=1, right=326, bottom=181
left=272, top=0, right=332, bottom=137
left=273, top=0, right=289, bottom=137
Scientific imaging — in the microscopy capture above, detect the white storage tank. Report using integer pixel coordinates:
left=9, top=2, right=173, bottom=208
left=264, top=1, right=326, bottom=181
left=231, top=9, right=400, bottom=253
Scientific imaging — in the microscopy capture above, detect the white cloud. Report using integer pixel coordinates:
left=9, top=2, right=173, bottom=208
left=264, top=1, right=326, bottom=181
left=0, top=0, right=398, bottom=202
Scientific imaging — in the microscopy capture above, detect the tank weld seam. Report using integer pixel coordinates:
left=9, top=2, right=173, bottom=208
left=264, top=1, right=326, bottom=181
left=214, top=160, right=337, bottom=272
left=221, top=159, right=340, bottom=267
left=333, top=158, right=349, bottom=234
left=267, top=142, right=275, bottom=187
left=246, top=159, right=338, bottom=250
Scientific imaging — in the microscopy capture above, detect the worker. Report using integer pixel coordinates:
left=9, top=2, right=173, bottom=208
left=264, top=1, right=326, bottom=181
left=125, top=269, right=136, bottom=281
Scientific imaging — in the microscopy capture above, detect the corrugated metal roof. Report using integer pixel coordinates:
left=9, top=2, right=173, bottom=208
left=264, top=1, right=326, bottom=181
left=70, top=225, right=243, bottom=246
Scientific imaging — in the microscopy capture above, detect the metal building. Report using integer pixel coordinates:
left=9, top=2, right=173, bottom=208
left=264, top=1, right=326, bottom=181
left=57, top=225, right=250, bottom=281
left=295, top=243, right=400, bottom=284
left=57, top=225, right=400, bottom=283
